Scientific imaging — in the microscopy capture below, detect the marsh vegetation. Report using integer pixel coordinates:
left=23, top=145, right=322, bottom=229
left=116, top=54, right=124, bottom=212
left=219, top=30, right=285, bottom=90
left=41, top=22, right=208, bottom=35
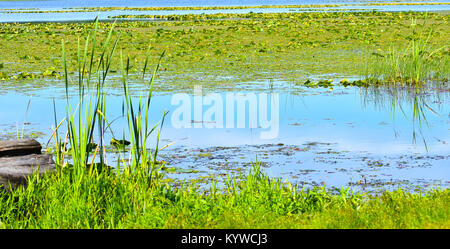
left=0, top=4, right=449, bottom=229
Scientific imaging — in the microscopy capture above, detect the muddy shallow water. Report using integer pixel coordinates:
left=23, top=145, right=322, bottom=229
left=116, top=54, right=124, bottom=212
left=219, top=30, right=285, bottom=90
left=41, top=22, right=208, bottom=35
left=0, top=79, right=449, bottom=193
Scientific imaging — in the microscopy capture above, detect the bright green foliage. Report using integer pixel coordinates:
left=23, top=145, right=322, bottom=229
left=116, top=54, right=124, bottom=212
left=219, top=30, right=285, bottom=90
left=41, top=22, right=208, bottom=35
left=0, top=162, right=448, bottom=228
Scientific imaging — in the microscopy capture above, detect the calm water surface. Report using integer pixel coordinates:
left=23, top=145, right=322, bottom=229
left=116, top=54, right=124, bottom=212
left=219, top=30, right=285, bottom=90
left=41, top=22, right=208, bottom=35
left=1, top=81, right=449, bottom=192
left=1, top=0, right=450, bottom=22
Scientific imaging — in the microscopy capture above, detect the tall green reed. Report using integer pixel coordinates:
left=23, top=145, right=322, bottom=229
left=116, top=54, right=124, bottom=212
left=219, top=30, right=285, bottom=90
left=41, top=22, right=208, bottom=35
left=55, top=17, right=166, bottom=183
left=365, top=17, right=449, bottom=87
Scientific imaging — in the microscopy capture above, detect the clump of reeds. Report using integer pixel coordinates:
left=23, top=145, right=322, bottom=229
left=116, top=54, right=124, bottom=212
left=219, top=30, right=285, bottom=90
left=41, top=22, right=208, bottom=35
left=364, top=17, right=449, bottom=87
left=52, top=17, right=167, bottom=184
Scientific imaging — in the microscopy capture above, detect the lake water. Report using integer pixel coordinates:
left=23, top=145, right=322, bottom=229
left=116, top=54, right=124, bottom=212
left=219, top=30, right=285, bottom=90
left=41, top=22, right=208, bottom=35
left=1, top=80, right=449, bottom=192
left=1, top=0, right=450, bottom=23
left=2, top=1, right=446, bottom=8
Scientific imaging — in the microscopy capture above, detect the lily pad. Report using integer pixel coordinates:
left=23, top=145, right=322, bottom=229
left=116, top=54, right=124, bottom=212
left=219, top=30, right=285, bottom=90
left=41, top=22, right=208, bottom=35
left=163, top=167, right=199, bottom=174
left=110, top=138, right=131, bottom=149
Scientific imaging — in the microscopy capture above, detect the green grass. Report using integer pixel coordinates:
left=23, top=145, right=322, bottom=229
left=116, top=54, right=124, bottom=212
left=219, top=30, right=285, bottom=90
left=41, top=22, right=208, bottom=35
left=0, top=162, right=448, bottom=229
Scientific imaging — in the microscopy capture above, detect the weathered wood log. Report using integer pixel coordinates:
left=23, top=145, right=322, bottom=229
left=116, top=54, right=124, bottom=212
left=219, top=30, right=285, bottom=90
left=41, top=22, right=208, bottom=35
left=0, top=139, right=42, bottom=157
left=0, top=154, right=56, bottom=191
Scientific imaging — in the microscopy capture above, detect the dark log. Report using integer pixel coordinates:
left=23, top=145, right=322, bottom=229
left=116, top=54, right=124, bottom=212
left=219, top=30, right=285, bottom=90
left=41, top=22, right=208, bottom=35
left=0, top=139, right=42, bottom=157
left=0, top=154, right=56, bottom=190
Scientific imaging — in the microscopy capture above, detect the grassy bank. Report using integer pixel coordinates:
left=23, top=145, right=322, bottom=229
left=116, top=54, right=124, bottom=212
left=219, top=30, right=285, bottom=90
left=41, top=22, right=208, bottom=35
left=1, top=162, right=449, bottom=229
